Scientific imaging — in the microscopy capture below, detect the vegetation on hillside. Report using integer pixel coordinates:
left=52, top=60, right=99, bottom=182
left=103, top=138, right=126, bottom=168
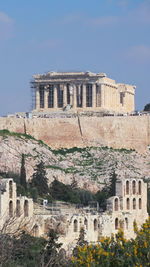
left=0, top=228, right=68, bottom=267
left=72, top=218, right=150, bottom=267
left=0, top=217, right=149, bottom=267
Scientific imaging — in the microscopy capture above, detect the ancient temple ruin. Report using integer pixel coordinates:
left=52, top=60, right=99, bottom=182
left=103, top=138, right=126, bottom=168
left=0, top=177, right=148, bottom=251
left=31, top=71, right=135, bottom=113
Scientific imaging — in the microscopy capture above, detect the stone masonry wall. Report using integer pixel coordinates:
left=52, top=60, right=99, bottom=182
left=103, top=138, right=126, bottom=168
left=0, top=116, right=150, bottom=152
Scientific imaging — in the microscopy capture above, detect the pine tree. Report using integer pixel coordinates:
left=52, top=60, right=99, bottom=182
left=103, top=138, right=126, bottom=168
left=20, top=154, right=27, bottom=189
left=31, top=161, right=49, bottom=196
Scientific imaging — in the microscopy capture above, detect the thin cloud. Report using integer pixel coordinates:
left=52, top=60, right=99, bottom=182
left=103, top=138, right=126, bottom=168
left=0, top=11, right=14, bottom=41
left=126, top=1, right=150, bottom=25
left=38, top=39, right=63, bottom=49
left=127, top=45, right=150, bottom=63
left=0, top=11, right=13, bottom=24
left=88, top=16, right=118, bottom=27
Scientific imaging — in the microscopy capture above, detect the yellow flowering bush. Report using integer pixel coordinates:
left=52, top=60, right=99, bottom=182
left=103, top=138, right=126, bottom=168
left=71, top=218, right=150, bottom=267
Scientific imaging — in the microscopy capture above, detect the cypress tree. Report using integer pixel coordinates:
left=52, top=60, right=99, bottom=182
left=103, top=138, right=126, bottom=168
left=20, top=153, right=27, bottom=189
left=31, top=161, right=49, bottom=196
left=109, top=170, right=117, bottom=196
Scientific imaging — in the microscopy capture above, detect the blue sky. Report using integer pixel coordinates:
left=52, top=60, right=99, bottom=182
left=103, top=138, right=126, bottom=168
left=0, top=0, right=150, bottom=115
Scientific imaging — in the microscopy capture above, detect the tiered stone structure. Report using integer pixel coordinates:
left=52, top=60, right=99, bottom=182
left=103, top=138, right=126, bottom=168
left=32, top=71, right=135, bottom=113
left=0, top=178, right=33, bottom=232
left=0, top=177, right=148, bottom=250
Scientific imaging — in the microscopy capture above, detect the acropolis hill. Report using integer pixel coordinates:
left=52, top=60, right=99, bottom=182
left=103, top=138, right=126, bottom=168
left=0, top=71, right=150, bottom=152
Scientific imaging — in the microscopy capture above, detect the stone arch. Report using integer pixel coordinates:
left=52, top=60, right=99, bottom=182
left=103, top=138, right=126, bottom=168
left=9, top=200, right=13, bottom=217
left=114, top=198, right=119, bottom=211
left=126, top=180, right=129, bottom=195
left=133, top=198, right=136, bottom=210
left=139, top=198, right=142, bottom=209
left=9, top=180, right=13, bottom=198
left=84, top=218, right=88, bottom=230
left=132, top=180, right=136, bottom=194
left=115, top=218, right=119, bottom=230
left=125, top=218, right=128, bottom=229
left=138, top=181, right=142, bottom=195
left=16, top=200, right=21, bottom=217
left=73, top=219, right=78, bottom=232
left=94, top=219, right=98, bottom=231
left=126, top=198, right=130, bottom=210
left=24, top=200, right=29, bottom=217
left=33, top=224, right=39, bottom=237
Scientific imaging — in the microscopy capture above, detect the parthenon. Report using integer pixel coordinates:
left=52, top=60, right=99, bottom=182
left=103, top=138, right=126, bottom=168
left=31, top=71, right=135, bottom=113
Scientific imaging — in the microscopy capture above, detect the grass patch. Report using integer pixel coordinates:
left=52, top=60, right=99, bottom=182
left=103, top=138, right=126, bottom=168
left=51, top=147, right=89, bottom=156
left=45, top=165, right=65, bottom=172
left=0, top=129, right=35, bottom=140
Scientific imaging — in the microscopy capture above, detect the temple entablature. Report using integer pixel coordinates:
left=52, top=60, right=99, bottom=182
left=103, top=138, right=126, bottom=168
left=31, top=71, right=135, bottom=113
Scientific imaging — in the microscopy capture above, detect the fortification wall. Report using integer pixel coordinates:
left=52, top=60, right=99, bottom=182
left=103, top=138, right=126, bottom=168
left=0, top=116, right=149, bottom=152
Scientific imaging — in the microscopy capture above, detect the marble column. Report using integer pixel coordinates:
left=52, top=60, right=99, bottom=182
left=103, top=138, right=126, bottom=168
left=73, top=85, right=77, bottom=109
left=100, top=84, right=105, bottom=108
left=69, top=85, right=73, bottom=106
left=44, top=86, right=48, bottom=109
left=82, top=84, right=86, bottom=108
left=63, top=84, right=67, bottom=107
left=35, top=87, right=40, bottom=110
left=92, top=83, right=96, bottom=108
left=53, top=85, right=58, bottom=108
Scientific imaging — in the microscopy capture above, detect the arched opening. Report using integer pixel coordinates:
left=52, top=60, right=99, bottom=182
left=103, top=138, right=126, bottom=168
left=33, top=224, right=39, bottom=237
left=133, top=198, right=136, bottom=210
left=94, top=219, right=98, bottom=231
left=125, top=218, right=128, bottom=229
left=16, top=200, right=21, bottom=217
left=24, top=200, right=29, bottom=217
left=114, top=198, right=119, bottom=211
left=126, top=198, right=130, bottom=210
left=132, top=181, right=136, bottom=194
left=139, top=198, right=142, bottom=209
left=74, top=219, right=78, bottom=232
left=138, top=181, right=142, bottom=195
left=126, top=181, right=129, bottom=195
left=9, top=200, right=13, bottom=217
left=115, top=218, right=119, bottom=230
left=9, top=180, right=13, bottom=198
left=84, top=218, right=88, bottom=230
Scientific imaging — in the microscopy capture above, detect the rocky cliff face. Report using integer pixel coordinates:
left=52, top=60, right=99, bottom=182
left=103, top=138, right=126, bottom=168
left=0, top=130, right=149, bottom=192
left=0, top=115, right=150, bottom=152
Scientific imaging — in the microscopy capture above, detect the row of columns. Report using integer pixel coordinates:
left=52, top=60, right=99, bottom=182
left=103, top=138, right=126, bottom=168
left=35, top=83, right=105, bottom=110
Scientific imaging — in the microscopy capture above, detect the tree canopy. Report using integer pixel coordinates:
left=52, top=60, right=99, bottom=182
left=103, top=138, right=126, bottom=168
left=30, top=161, right=49, bottom=197
left=144, top=103, right=150, bottom=111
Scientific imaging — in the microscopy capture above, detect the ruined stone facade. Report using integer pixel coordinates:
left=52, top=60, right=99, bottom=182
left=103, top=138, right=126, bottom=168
left=0, top=178, right=148, bottom=250
left=0, top=178, right=33, bottom=232
left=31, top=72, right=135, bottom=113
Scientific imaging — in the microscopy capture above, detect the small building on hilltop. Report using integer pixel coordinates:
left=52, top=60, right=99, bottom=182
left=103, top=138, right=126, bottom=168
left=31, top=71, right=135, bottom=114
left=0, top=177, right=148, bottom=251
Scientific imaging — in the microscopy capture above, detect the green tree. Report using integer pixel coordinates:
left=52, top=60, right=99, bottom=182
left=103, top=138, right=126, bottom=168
left=144, top=103, right=150, bottom=111
left=20, top=154, right=27, bottom=190
left=41, top=229, right=65, bottom=267
left=72, top=218, right=150, bottom=267
left=31, top=161, right=49, bottom=197
left=108, top=170, right=117, bottom=196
